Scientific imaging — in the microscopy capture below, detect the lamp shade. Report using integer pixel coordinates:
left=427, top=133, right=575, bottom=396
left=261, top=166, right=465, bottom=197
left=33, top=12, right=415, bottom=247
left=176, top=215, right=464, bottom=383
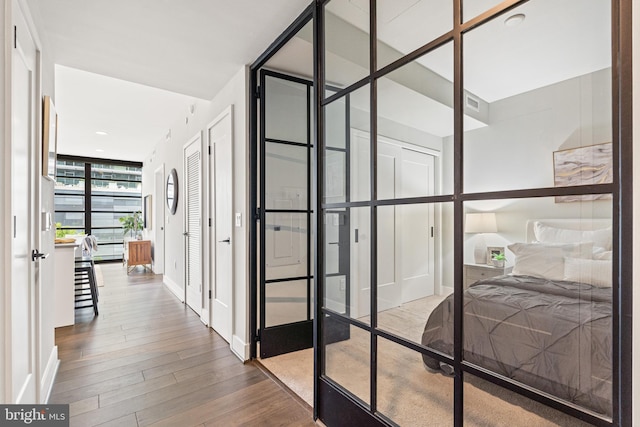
left=465, top=212, right=497, bottom=234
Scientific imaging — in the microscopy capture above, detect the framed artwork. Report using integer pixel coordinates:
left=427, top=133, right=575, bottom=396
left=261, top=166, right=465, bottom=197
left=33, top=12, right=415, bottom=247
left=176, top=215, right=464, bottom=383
left=553, top=142, right=612, bottom=203
left=144, top=195, right=152, bottom=230
left=487, top=246, right=505, bottom=266
left=42, top=95, right=58, bottom=179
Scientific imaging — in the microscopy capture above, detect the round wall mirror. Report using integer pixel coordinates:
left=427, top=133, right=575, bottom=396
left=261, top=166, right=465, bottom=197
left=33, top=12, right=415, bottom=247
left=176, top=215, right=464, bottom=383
left=166, top=168, right=178, bottom=215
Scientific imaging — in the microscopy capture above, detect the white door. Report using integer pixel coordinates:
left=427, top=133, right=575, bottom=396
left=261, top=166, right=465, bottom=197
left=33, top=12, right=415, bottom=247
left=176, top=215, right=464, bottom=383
left=399, top=147, right=435, bottom=302
left=154, top=165, right=165, bottom=274
left=10, top=1, right=38, bottom=403
left=351, top=130, right=437, bottom=318
left=350, top=131, right=371, bottom=318
left=209, top=107, right=233, bottom=343
left=184, top=135, right=203, bottom=315
left=376, top=141, right=400, bottom=311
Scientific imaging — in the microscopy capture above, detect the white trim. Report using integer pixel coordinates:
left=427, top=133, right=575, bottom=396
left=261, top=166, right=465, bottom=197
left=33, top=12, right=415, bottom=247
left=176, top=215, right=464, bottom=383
left=163, top=275, right=184, bottom=302
left=231, top=335, right=249, bottom=362
left=40, top=346, right=58, bottom=403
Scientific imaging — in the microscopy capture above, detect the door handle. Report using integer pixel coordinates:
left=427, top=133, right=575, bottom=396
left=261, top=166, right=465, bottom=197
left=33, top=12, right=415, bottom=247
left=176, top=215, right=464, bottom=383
left=183, top=232, right=189, bottom=236
left=219, top=238, right=231, bottom=244
left=31, top=249, right=49, bottom=262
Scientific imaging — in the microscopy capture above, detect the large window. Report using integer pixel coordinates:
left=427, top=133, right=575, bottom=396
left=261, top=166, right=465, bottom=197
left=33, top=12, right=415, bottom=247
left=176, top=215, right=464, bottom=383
left=317, top=1, right=631, bottom=426
left=55, top=156, right=143, bottom=262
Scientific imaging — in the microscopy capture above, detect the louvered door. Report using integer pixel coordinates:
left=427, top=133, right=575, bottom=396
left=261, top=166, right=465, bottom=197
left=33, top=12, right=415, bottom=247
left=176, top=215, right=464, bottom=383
left=184, top=135, right=202, bottom=315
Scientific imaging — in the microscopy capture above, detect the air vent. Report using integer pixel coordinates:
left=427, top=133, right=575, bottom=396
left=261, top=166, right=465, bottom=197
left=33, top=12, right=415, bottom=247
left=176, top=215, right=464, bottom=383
left=465, top=94, right=480, bottom=112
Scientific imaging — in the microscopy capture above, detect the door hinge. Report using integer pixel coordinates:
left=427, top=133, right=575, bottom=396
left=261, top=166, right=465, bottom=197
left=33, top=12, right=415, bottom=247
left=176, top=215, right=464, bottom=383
left=209, top=290, right=212, bottom=299
left=256, top=329, right=261, bottom=341
left=255, top=207, right=261, bottom=221
left=208, top=145, right=211, bottom=155
left=209, top=218, right=211, bottom=227
left=255, top=86, right=261, bottom=99
left=14, top=26, right=17, bottom=49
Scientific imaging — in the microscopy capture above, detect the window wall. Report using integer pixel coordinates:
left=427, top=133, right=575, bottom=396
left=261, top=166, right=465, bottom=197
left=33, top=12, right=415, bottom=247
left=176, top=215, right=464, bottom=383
left=55, top=156, right=143, bottom=261
left=317, top=1, right=630, bottom=426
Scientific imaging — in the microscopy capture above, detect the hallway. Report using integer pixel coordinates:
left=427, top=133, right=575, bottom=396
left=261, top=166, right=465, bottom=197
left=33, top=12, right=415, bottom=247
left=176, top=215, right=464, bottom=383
left=49, top=264, right=315, bottom=427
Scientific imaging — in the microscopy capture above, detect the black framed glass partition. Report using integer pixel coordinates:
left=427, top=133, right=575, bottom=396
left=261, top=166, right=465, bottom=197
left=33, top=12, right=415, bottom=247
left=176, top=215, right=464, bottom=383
left=315, top=1, right=632, bottom=427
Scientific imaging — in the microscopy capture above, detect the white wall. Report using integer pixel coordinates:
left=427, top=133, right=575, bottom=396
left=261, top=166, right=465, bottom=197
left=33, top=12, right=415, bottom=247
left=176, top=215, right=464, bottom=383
left=143, top=66, right=250, bottom=360
left=440, top=68, right=613, bottom=289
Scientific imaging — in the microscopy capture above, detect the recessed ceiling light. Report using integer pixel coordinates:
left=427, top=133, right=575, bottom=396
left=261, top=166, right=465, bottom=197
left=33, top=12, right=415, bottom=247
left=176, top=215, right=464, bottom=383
left=95, top=149, right=104, bottom=152
left=95, top=131, right=108, bottom=136
left=504, top=13, right=525, bottom=27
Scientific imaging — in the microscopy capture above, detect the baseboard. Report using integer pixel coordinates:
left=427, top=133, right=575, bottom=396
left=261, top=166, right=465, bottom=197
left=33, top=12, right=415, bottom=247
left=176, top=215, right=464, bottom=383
left=201, top=308, right=210, bottom=327
left=231, top=335, right=250, bottom=362
left=41, top=346, right=59, bottom=403
left=163, top=276, right=184, bottom=302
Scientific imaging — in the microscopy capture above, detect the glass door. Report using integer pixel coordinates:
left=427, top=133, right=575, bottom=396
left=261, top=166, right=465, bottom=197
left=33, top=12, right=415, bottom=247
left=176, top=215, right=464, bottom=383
left=258, top=70, right=314, bottom=358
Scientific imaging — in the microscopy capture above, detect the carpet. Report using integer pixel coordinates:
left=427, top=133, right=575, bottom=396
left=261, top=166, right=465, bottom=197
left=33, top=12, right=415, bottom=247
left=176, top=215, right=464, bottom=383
left=259, top=297, right=594, bottom=427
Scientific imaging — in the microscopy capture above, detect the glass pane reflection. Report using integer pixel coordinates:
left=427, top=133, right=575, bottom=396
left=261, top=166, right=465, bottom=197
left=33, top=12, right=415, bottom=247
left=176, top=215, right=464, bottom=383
left=378, top=337, right=453, bottom=427
left=324, top=0, right=370, bottom=91
left=463, top=0, right=611, bottom=194
left=324, top=320, right=370, bottom=406
left=464, top=373, right=595, bottom=426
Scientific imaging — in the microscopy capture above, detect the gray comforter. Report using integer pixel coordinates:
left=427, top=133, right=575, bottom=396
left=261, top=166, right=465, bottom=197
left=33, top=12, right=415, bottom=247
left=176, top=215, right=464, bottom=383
left=421, top=275, right=612, bottom=417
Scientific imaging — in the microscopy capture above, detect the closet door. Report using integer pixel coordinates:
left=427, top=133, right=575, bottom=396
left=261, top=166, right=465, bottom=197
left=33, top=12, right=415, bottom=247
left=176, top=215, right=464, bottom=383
left=353, top=134, right=437, bottom=315
left=399, top=147, right=435, bottom=302
left=184, top=135, right=203, bottom=315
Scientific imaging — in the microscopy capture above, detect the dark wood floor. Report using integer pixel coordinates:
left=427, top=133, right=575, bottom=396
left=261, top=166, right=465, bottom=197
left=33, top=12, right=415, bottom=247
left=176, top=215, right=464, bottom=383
left=50, top=264, right=316, bottom=427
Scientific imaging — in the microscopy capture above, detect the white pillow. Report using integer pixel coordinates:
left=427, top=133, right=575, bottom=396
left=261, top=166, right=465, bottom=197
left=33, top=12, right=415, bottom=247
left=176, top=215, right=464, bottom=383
left=564, top=257, right=612, bottom=287
left=593, top=248, right=613, bottom=260
left=533, top=222, right=612, bottom=251
left=508, top=242, right=593, bottom=281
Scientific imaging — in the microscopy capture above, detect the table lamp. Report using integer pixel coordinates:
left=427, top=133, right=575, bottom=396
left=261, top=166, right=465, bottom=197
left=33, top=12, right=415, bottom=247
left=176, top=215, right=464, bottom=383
left=465, top=212, right=497, bottom=264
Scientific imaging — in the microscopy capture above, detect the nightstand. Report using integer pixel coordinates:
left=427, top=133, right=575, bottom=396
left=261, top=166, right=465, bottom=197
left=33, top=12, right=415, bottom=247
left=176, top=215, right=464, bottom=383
left=464, top=263, right=513, bottom=288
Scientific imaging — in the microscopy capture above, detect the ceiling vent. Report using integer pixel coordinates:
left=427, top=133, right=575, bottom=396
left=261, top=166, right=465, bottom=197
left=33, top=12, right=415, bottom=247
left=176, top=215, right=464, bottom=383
left=465, top=94, right=480, bottom=112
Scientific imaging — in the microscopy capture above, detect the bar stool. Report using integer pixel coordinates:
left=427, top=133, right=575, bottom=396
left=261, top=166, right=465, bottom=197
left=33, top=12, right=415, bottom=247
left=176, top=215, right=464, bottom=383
left=74, top=257, right=99, bottom=316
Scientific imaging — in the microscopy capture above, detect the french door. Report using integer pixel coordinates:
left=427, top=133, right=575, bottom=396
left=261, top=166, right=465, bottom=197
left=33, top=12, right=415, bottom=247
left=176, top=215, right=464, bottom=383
left=258, top=70, right=314, bottom=358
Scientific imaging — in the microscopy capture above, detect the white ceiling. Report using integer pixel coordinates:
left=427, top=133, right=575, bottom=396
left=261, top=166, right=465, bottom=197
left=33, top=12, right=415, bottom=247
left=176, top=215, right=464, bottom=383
left=54, top=65, right=198, bottom=161
left=26, top=0, right=310, bottom=161
left=26, top=0, right=611, bottom=161
left=329, top=0, right=610, bottom=103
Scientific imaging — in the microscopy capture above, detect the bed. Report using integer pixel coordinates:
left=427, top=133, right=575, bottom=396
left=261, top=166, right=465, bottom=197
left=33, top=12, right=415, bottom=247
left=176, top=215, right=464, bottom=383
left=421, top=219, right=613, bottom=417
